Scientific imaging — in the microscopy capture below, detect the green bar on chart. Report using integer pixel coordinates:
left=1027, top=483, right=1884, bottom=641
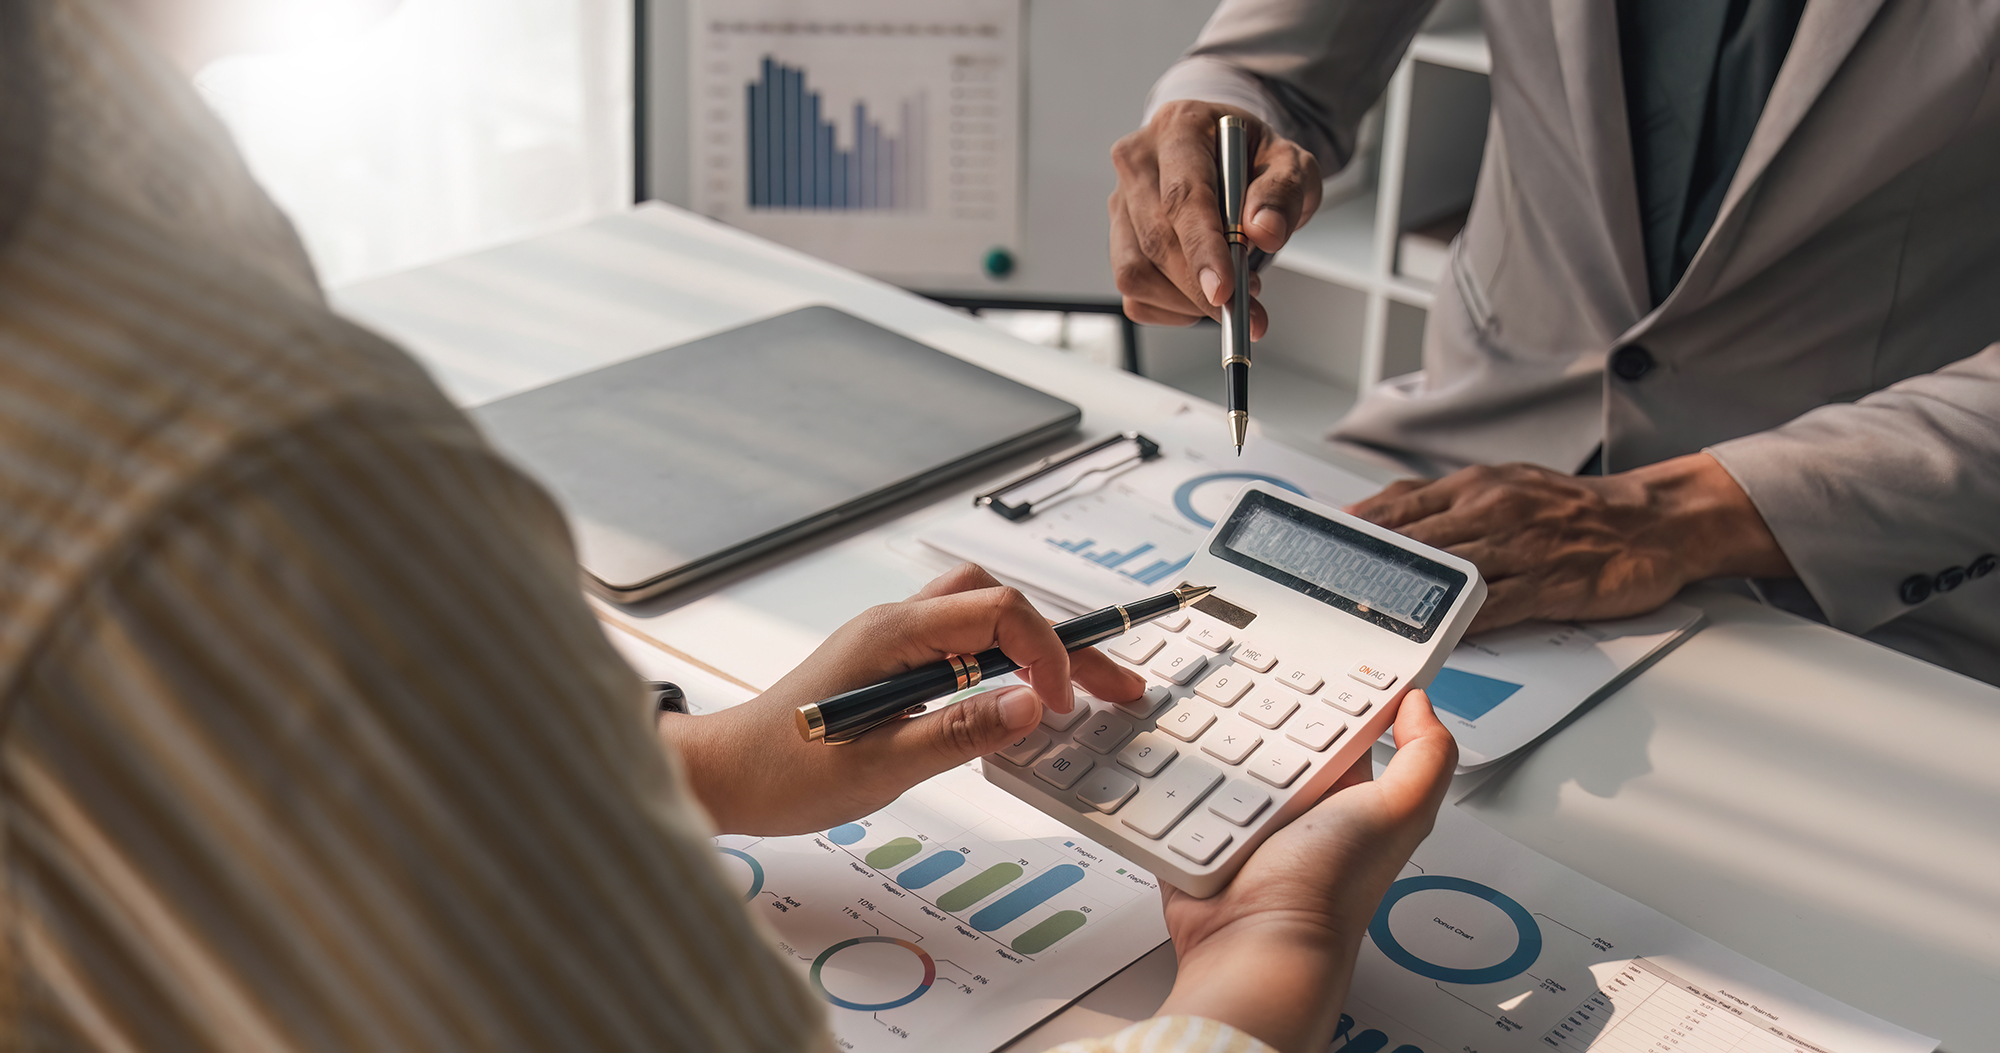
left=1011, top=910, right=1087, bottom=954
left=937, top=862, right=1024, bottom=912
left=864, top=837, right=924, bottom=870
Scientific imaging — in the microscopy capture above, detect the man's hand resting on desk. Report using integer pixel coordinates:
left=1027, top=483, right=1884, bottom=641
left=1154, top=691, right=1457, bottom=1053
left=1346, top=453, right=1796, bottom=633
left=1109, top=100, right=1321, bottom=340
left=662, top=564, right=1145, bottom=836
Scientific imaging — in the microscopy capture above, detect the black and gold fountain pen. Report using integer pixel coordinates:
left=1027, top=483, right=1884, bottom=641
left=1218, top=114, right=1252, bottom=454
left=797, top=583, right=1216, bottom=744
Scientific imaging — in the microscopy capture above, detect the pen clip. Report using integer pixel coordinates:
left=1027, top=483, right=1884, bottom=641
left=973, top=431, right=1162, bottom=522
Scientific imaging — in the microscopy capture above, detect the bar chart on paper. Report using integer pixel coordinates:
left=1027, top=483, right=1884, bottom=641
left=689, top=0, right=1020, bottom=280
left=714, top=763, right=1168, bottom=1052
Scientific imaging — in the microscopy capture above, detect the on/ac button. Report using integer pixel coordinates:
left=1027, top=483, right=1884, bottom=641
left=1347, top=662, right=1397, bottom=690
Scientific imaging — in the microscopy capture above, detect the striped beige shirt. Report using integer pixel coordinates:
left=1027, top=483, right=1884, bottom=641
left=0, top=2, right=1274, bottom=1050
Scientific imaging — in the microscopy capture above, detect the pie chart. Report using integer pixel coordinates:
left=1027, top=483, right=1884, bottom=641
left=1368, top=875, right=1541, bottom=985
left=810, top=936, right=937, bottom=1011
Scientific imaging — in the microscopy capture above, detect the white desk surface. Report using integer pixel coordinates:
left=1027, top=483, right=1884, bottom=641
left=335, top=204, right=2000, bottom=1053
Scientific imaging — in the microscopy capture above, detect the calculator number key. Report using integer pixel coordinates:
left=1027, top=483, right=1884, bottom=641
left=1158, top=702, right=1217, bottom=742
left=1199, top=718, right=1263, bottom=765
left=1241, top=692, right=1298, bottom=729
left=1169, top=815, right=1235, bottom=865
left=1112, top=683, right=1173, bottom=719
left=1077, top=711, right=1135, bottom=754
left=995, top=727, right=1052, bottom=766
left=1040, top=701, right=1089, bottom=732
left=1033, top=746, right=1094, bottom=789
left=1117, top=730, right=1179, bottom=777
left=1150, top=643, right=1210, bottom=685
left=1207, top=778, right=1271, bottom=826
left=1106, top=628, right=1165, bottom=665
left=1194, top=667, right=1254, bottom=707
left=1075, top=766, right=1139, bottom=813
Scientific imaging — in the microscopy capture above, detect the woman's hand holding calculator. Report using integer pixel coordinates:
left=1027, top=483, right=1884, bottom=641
left=1153, top=692, right=1458, bottom=1053
left=662, top=564, right=1144, bottom=835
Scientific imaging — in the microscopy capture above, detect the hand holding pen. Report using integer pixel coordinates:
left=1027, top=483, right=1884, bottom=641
left=660, top=564, right=1147, bottom=835
left=1218, top=115, right=1252, bottom=453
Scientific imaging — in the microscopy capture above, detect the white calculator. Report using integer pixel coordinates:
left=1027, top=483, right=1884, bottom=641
left=982, top=482, right=1485, bottom=897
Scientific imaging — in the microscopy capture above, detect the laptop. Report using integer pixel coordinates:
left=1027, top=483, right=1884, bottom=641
left=473, top=305, right=1082, bottom=602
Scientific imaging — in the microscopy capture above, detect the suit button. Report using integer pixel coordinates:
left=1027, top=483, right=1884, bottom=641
left=1899, top=575, right=1933, bottom=605
left=1610, top=344, right=1654, bottom=381
left=1970, top=554, right=1997, bottom=579
left=1936, top=566, right=1967, bottom=592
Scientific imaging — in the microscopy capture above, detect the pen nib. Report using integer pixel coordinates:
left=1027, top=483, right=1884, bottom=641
left=1173, top=583, right=1217, bottom=608
left=1228, top=410, right=1247, bottom=453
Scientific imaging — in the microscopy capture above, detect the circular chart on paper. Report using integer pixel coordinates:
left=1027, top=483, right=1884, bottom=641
left=1172, top=472, right=1306, bottom=528
left=716, top=847, right=764, bottom=903
left=810, top=936, right=937, bottom=1011
left=1368, top=875, right=1542, bottom=985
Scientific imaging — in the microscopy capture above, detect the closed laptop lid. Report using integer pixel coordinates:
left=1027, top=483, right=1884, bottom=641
left=473, top=305, right=1081, bottom=598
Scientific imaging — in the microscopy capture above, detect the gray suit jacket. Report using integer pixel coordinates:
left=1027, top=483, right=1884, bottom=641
left=1151, top=0, right=2000, bottom=683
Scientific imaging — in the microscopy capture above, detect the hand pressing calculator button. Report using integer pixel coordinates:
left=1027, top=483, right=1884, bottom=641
left=983, top=482, right=1484, bottom=898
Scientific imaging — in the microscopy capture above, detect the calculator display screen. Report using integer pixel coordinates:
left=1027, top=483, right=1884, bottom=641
left=1212, top=490, right=1467, bottom=642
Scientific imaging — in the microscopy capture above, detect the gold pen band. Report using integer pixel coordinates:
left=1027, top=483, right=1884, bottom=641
left=1223, top=355, right=1251, bottom=367
left=1224, top=229, right=1249, bottom=244
left=1117, top=604, right=1131, bottom=633
left=946, top=653, right=982, bottom=691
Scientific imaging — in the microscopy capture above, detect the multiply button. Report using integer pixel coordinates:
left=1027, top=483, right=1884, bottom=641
left=1199, top=717, right=1263, bottom=765
left=1347, top=661, right=1396, bottom=690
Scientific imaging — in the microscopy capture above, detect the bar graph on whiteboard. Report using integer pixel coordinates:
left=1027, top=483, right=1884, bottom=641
left=690, top=0, right=1021, bottom=282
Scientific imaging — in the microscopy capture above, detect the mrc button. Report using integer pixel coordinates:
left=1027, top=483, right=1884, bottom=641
left=1347, top=662, right=1398, bottom=690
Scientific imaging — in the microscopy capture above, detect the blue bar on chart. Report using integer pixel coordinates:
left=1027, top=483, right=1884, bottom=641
left=1088, top=543, right=1154, bottom=570
left=1046, top=537, right=1095, bottom=554
left=1119, top=554, right=1193, bottom=587
left=897, top=851, right=968, bottom=890
left=1425, top=667, right=1523, bottom=721
left=745, top=55, right=923, bottom=211
left=826, top=823, right=866, bottom=846
left=970, top=864, right=1085, bottom=932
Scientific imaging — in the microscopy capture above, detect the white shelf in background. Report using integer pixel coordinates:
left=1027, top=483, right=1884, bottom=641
left=1272, top=192, right=1379, bottom=288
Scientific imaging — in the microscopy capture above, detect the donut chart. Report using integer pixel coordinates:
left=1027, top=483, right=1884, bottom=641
left=1172, top=472, right=1306, bottom=528
left=1368, top=875, right=1541, bottom=985
left=717, top=847, right=764, bottom=903
left=810, top=936, right=937, bottom=1011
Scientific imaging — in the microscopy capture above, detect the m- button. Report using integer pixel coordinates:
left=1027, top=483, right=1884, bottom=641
left=1347, top=662, right=1396, bottom=690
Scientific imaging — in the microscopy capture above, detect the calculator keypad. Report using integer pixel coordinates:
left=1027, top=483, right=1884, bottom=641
left=992, top=609, right=1402, bottom=868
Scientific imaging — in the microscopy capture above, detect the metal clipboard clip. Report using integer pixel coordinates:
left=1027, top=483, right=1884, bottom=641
left=973, top=431, right=1161, bottom=522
